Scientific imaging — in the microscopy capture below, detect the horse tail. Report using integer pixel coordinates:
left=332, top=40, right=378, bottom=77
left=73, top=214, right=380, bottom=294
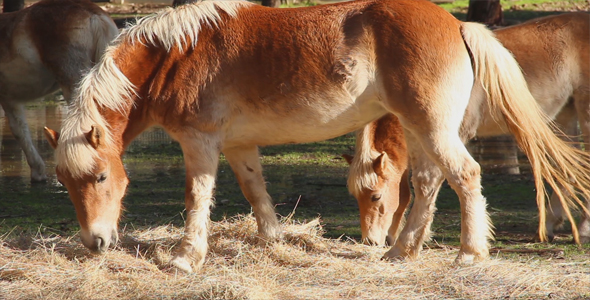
left=90, top=14, right=119, bottom=64
left=460, top=21, right=590, bottom=244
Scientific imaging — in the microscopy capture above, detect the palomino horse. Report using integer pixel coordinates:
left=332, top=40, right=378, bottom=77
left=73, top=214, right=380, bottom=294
left=0, top=0, right=118, bottom=182
left=346, top=12, right=590, bottom=246
left=44, top=0, right=590, bottom=273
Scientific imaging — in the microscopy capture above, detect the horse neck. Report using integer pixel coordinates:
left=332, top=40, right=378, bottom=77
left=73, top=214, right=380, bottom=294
left=99, top=99, right=152, bottom=151
left=373, top=114, right=407, bottom=167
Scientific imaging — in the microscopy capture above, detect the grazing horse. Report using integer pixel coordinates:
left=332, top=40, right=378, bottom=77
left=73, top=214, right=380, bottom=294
left=43, top=0, right=590, bottom=273
left=342, top=114, right=411, bottom=246
left=0, top=0, right=118, bottom=182
left=346, top=12, right=590, bottom=246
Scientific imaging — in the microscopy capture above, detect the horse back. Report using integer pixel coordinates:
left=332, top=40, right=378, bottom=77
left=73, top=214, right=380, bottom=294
left=494, top=13, right=589, bottom=105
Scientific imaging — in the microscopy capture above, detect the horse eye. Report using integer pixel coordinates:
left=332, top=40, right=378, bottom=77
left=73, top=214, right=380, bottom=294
left=97, top=174, right=107, bottom=183
left=371, top=194, right=382, bottom=202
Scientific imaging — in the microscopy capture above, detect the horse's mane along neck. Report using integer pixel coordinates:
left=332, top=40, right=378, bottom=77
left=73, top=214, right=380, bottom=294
left=123, top=0, right=252, bottom=52
left=56, top=1, right=252, bottom=178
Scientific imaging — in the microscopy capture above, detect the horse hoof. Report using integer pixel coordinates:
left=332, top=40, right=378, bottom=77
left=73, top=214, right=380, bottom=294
left=454, top=251, right=487, bottom=265
left=382, top=246, right=412, bottom=261
left=170, top=256, right=194, bottom=273
left=30, top=174, right=48, bottom=183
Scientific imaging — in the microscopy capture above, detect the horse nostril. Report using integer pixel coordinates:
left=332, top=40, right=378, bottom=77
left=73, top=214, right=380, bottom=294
left=94, top=236, right=109, bottom=253
left=363, top=238, right=377, bottom=246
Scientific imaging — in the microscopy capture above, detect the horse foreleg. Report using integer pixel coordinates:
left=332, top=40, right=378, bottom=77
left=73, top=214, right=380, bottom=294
left=223, top=145, right=282, bottom=241
left=170, top=134, right=220, bottom=273
left=1, top=102, right=46, bottom=182
left=386, top=168, right=411, bottom=246
left=384, top=134, right=444, bottom=260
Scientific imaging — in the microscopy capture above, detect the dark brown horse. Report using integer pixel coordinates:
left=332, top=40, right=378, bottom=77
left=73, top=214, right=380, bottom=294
left=0, top=0, right=118, bottom=181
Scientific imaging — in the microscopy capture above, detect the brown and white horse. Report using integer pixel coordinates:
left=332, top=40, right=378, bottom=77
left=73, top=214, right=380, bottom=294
left=0, top=0, right=118, bottom=181
left=44, top=0, right=590, bottom=273
left=346, top=12, right=590, bottom=246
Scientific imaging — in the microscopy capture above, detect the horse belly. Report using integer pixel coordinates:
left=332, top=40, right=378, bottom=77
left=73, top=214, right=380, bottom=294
left=223, top=88, right=385, bottom=148
left=0, top=32, right=58, bottom=102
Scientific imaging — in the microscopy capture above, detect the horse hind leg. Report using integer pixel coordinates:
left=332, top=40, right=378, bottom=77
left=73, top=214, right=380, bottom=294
left=545, top=100, right=578, bottom=241
left=574, top=90, right=590, bottom=243
left=223, top=145, right=282, bottom=241
left=1, top=102, right=46, bottom=182
left=170, top=132, right=221, bottom=273
left=386, top=108, right=492, bottom=263
left=384, top=134, right=444, bottom=259
left=420, top=129, right=491, bottom=263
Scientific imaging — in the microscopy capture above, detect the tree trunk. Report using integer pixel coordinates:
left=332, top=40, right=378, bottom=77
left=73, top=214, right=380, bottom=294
left=172, top=0, right=197, bottom=7
left=261, top=0, right=280, bottom=8
left=470, top=136, right=521, bottom=175
left=466, top=0, right=503, bottom=26
left=3, top=0, right=24, bottom=13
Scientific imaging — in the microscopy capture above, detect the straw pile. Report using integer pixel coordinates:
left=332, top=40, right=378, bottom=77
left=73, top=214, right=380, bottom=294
left=1, top=215, right=589, bottom=299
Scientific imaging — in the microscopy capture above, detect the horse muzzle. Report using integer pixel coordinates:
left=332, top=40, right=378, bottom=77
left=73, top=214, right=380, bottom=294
left=80, top=226, right=118, bottom=253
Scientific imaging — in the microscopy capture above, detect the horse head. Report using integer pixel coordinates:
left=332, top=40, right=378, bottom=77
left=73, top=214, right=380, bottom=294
left=45, top=125, right=128, bottom=253
left=344, top=152, right=401, bottom=246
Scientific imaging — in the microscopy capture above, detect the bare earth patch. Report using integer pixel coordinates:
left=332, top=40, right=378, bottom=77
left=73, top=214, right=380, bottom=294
left=1, top=215, right=589, bottom=299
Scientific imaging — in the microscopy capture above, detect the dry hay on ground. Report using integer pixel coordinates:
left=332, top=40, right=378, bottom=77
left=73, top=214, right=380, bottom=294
left=1, top=215, right=589, bottom=300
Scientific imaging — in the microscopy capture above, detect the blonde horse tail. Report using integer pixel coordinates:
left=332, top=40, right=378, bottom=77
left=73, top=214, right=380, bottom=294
left=90, top=14, right=119, bottom=64
left=460, top=22, right=590, bottom=244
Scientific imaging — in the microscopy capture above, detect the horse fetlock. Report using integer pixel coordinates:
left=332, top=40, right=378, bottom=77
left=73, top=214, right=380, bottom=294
left=30, top=162, right=47, bottom=182
left=258, top=225, right=283, bottom=243
left=382, top=244, right=419, bottom=261
left=30, top=171, right=47, bottom=183
left=578, top=218, right=590, bottom=244
left=171, top=241, right=207, bottom=273
left=170, top=255, right=194, bottom=273
left=454, top=247, right=488, bottom=265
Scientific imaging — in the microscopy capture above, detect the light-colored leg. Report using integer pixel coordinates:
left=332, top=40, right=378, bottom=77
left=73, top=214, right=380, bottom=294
left=386, top=169, right=411, bottom=245
left=385, top=130, right=492, bottom=264
left=223, top=145, right=282, bottom=241
left=546, top=101, right=578, bottom=241
left=384, top=135, right=444, bottom=259
left=170, top=133, right=221, bottom=273
left=1, top=102, right=46, bottom=182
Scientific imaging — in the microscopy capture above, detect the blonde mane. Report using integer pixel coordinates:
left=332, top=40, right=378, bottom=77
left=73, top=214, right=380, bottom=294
left=125, top=0, right=253, bottom=52
left=56, top=0, right=253, bottom=178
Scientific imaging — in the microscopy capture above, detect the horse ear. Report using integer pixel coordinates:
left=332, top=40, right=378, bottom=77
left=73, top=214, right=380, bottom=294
left=44, top=127, right=60, bottom=149
left=85, top=125, right=103, bottom=149
left=373, top=152, right=389, bottom=177
left=342, top=154, right=354, bottom=165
